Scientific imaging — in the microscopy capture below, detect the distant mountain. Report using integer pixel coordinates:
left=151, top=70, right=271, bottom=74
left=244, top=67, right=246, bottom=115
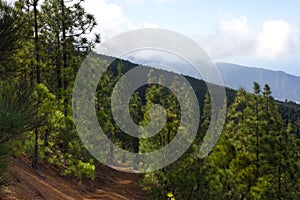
left=97, top=54, right=300, bottom=126
left=216, top=63, right=300, bottom=102
left=124, top=54, right=300, bottom=102
left=99, top=54, right=300, bottom=103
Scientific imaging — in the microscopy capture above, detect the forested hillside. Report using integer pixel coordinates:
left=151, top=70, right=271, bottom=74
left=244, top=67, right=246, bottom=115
left=94, top=56, right=300, bottom=199
left=1, top=0, right=300, bottom=199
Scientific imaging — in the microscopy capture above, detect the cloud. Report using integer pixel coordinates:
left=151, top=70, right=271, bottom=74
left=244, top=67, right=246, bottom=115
left=256, top=20, right=297, bottom=59
left=195, top=15, right=299, bottom=61
left=45, top=0, right=300, bottom=62
left=83, top=0, right=160, bottom=42
left=196, top=15, right=255, bottom=59
left=83, top=0, right=135, bottom=41
left=219, top=15, right=250, bottom=34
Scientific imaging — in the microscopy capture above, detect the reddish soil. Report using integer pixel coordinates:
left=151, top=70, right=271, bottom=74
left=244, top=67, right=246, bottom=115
left=0, top=157, right=149, bottom=200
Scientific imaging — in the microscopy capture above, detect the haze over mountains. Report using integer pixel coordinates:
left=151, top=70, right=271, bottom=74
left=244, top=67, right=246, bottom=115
left=124, top=54, right=300, bottom=102
left=217, top=63, right=300, bottom=103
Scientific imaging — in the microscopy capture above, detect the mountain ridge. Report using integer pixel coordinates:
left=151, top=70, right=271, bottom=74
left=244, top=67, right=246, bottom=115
left=216, top=62, right=300, bottom=102
left=123, top=54, right=300, bottom=102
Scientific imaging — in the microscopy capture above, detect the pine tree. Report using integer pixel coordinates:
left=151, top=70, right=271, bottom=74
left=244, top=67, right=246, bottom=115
left=259, top=84, right=300, bottom=199
left=199, top=91, right=211, bottom=141
left=39, top=0, right=99, bottom=104
left=129, top=91, right=143, bottom=165
left=0, top=0, right=28, bottom=79
left=253, top=82, right=261, bottom=178
left=0, top=1, right=40, bottom=178
left=10, top=0, right=100, bottom=177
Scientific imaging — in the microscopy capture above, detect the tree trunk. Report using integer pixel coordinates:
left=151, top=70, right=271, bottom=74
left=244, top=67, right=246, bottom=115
left=34, top=0, right=41, bottom=84
left=32, top=0, right=40, bottom=169
left=56, top=34, right=62, bottom=98
left=61, top=0, right=69, bottom=116
left=32, top=127, right=39, bottom=169
left=255, top=98, right=259, bottom=178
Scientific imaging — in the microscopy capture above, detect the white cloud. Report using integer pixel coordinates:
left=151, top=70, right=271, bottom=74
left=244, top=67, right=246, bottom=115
left=256, top=20, right=297, bottom=59
left=195, top=16, right=299, bottom=61
left=219, top=15, right=250, bottom=34
left=83, top=0, right=160, bottom=42
left=196, top=15, right=254, bottom=59
left=83, top=0, right=135, bottom=41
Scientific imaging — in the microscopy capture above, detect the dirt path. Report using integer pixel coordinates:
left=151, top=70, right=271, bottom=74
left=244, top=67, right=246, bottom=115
left=1, top=157, right=149, bottom=200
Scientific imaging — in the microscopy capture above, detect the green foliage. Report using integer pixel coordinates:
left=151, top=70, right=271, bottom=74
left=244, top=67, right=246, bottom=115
left=60, top=157, right=95, bottom=183
left=0, top=0, right=100, bottom=181
left=33, top=83, right=96, bottom=181
left=0, top=82, right=39, bottom=144
left=1, top=0, right=300, bottom=194
left=0, top=0, right=28, bottom=79
left=141, top=82, right=300, bottom=199
left=0, top=82, right=39, bottom=181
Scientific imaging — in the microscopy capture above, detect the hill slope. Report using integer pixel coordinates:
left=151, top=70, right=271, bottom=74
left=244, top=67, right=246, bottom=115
left=124, top=55, right=300, bottom=102
left=217, top=62, right=300, bottom=102
left=1, top=157, right=148, bottom=200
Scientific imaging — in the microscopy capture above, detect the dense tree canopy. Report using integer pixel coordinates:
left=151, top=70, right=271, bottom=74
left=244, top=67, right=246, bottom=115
left=0, top=1, right=300, bottom=199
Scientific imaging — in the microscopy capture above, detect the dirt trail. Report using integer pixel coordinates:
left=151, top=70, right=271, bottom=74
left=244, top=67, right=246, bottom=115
left=1, top=157, right=149, bottom=200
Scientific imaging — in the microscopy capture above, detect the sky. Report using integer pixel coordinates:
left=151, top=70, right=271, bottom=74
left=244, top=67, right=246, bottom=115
left=80, top=0, right=300, bottom=76
left=6, top=0, right=300, bottom=76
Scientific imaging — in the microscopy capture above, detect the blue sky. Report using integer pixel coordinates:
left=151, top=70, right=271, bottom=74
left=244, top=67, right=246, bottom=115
left=115, top=0, right=300, bottom=35
left=81, top=0, right=300, bottom=76
left=7, top=0, right=300, bottom=76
